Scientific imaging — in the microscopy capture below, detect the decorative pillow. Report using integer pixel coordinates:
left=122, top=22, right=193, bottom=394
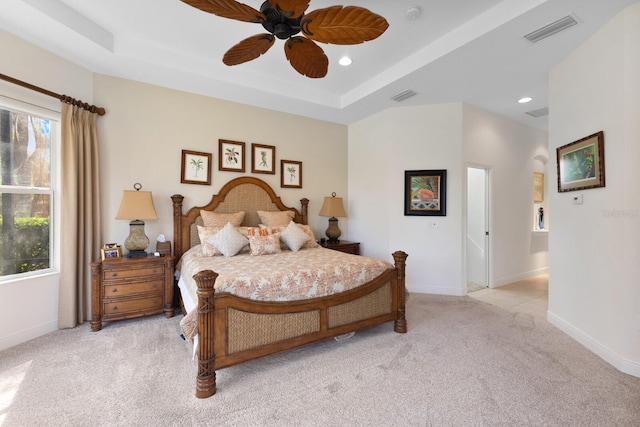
left=200, top=210, right=245, bottom=228
left=196, top=225, right=222, bottom=256
left=210, top=222, right=249, bottom=257
left=256, top=210, right=295, bottom=227
left=248, top=233, right=282, bottom=256
left=262, top=223, right=319, bottom=249
left=279, top=221, right=311, bottom=251
left=296, top=224, right=319, bottom=248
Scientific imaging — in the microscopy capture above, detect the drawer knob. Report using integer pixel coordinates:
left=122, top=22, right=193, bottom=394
left=112, top=288, right=118, bottom=293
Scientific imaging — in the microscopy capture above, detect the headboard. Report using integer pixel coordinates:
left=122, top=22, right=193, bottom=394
left=172, top=176, right=309, bottom=261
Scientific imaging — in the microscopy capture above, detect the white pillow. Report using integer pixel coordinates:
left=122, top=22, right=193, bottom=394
left=279, top=221, right=310, bottom=251
left=210, top=222, right=248, bottom=257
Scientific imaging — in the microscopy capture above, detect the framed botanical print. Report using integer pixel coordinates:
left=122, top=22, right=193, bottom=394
left=251, top=143, right=275, bottom=174
left=181, top=149, right=212, bottom=185
left=404, top=169, right=447, bottom=216
left=281, top=160, right=302, bottom=188
left=219, top=139, right=245, bottom=172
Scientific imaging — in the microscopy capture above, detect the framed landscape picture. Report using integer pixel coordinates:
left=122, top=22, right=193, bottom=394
left=557, top=131, right=605, bottom=192
left=404, top=169, right=447, bottom=216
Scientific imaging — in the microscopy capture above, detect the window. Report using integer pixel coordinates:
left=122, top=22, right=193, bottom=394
left=0, top=106, right=55, bottom=278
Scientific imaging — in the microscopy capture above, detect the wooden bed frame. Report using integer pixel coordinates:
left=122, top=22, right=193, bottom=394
left=172, top=176, right=408, bottom=398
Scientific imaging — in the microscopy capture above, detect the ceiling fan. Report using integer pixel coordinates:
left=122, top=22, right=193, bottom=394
left=181, top=0, right=389, bottom=78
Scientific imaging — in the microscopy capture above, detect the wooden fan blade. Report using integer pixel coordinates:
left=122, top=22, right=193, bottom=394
left=302, top=6, right=389, bottom=45
left=270, top=0, right=310, bottom=18
left=181, top=0, right=265, bottom=23
left=223, top=34, right=275, bottom=66
left=284, top=36, right=328, bottom=78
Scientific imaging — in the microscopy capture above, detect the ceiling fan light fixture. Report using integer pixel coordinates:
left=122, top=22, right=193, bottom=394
left=339, top=56, right=352, bottom=66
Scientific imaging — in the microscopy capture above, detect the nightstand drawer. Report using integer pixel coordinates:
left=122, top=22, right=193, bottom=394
left=104, top=279, right=164, bottom=297
left=103, top=266, right=163, bottom=280
left=104, top=295, right=164, bottom=315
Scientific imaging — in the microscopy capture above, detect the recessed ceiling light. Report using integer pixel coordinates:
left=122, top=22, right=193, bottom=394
left=518, top=97, right=533, bottom=103
left=339, top=56, right=352, bottom=66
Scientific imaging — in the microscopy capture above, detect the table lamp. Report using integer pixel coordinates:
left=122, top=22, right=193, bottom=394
left=319, top=192, right=347, bottom=243
left=115, top=183, right=158, bottom=257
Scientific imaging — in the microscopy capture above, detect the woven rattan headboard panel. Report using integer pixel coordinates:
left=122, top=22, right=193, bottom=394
left=172, top=177, right=309, bottom=261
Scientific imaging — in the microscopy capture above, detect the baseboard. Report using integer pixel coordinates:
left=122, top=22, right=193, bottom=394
left=0, top=320, right=58, bottom=352
left=408, top=284, right=465, bottom=296
left=547, top=311, right=640, bottom=378
left=492, top=267, right=549, bottom=287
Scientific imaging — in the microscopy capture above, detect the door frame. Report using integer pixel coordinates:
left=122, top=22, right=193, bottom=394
left=465, top=164, right=492, bottom=292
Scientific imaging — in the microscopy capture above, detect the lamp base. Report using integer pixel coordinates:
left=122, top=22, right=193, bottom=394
left=325, top=217, right=342, bottom=244
left=127, top=250, right=148, bottom=258
left=124, top=220, right=150, bottom=257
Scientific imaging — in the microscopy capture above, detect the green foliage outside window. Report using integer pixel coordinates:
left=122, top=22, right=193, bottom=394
left=0, top=216, right=50, bottom=275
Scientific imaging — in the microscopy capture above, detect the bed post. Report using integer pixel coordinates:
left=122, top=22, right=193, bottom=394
left=171, top=194, right=184, bottom=260
left=300, top=198, right=309, bottom=225
left=392, top=251, right=408, bottom=333
left=194, top=269, right=218, bottom=398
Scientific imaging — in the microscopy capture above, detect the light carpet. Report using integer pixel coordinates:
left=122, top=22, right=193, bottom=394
left=1, top=294, right=639, bottom=426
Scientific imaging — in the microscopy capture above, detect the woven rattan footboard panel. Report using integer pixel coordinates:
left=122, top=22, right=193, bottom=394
left=227, top=309, right=321, bottom=354
left=327, top=282, right=392, bottom=328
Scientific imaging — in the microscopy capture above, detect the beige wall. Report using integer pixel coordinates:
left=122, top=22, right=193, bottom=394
left=0, top=29, right=94, bottom=350
left=93, top=75, right=348, bottom=250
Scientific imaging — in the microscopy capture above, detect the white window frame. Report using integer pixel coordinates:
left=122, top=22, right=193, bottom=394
left=0, top=95, right=60, bottom=282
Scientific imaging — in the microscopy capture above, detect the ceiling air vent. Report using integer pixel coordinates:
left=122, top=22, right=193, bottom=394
left=391, top=90, right=417, bottom=102
left=524, top=15, right=578, bottom=43
left=526, top=107, right=549, bottom=118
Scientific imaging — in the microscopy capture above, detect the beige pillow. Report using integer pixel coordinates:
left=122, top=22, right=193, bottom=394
left=256, top=210, right=295, bottom=227
left=200, top=210, right=245, bottom=227
left=248, top=233, right=282, bottom=256
left=279, top=221, right=310, bottom=252
left=197, top=225, right=222, bottom=256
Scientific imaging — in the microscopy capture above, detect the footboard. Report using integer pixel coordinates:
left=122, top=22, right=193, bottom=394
left=193, top=251, right=408, bottom=398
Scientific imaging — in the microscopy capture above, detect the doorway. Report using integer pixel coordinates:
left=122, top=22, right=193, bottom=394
left=466, top=166, right=489, bottom=293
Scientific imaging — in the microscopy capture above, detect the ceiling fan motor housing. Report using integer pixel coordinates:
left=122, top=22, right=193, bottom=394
left=260, top=1, right=302, bottom=39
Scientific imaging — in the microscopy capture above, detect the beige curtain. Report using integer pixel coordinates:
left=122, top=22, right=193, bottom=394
left=58, top=103, right=102, bottom=328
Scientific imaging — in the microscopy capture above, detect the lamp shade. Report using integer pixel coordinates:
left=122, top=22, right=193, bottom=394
left=319, top=195, right=347, bottom=218
left=115, top=190, right=158, bottom=220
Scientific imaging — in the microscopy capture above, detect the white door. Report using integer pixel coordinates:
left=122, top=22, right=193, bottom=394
left=466, top=166, right=489, bottom=292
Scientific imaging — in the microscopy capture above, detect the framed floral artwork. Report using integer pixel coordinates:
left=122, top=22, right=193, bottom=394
left=181, top=149, right=212, bottom=185
left=251, top=143, right=275, bottom=174
left=404, top=169, right=447, bottom=216
left=556, top=131, right=605, bottom=192
left=281, top=160, right=302, bottom=188
left=219, top=139, right=245, bottom=172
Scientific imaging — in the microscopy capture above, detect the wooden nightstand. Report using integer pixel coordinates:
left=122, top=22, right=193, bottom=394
left=90, top=255, right=174, bottom=331
left=320, top=240, right=360, bottom=255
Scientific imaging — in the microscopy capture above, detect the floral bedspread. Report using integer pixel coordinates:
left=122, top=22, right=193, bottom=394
left=178, top=246, right=393, bottom=339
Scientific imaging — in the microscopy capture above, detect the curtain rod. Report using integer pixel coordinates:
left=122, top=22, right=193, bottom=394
left=0, top=73, right=105, bottom=116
